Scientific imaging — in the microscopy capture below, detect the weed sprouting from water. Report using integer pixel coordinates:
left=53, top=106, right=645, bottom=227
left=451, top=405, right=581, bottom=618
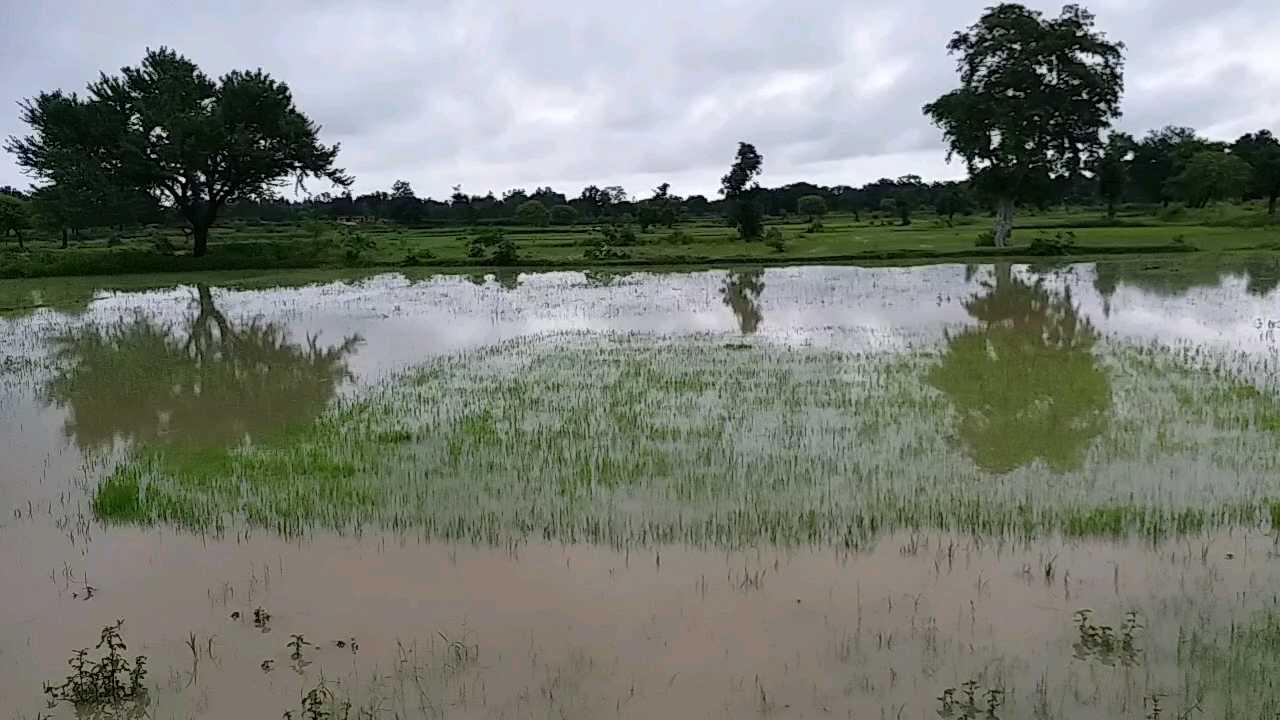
left=43, top=620, right=148, bottom=717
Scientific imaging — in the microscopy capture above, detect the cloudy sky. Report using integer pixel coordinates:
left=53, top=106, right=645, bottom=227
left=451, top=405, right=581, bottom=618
left=2, top=0, right=1277, bottom=200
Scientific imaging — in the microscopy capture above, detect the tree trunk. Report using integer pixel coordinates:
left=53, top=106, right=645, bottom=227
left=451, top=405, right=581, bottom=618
left=1269, top=193, right=1278, bottom=221
left=61, top=228, right=68, bottom=249
left=192, top=223, right=210, bottom=258
left=1106, top=200, right=1116, bottom=221
left=993, top=197, right=1015, bottom=247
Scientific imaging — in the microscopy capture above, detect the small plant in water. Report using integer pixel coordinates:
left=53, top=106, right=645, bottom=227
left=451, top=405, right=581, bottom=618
left=253, top=606, right=272, bottom=632
left=937, top=680, right=1004, bottom=719
left=1072, top=609, right=1142, bottom=666
left=44, top=620, right=148, bottom=716
left=283, top=679, right=351, bottom=720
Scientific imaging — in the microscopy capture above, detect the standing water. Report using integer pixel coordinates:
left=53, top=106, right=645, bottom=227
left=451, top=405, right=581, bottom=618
left=3, top=258, right=1280, bottom=718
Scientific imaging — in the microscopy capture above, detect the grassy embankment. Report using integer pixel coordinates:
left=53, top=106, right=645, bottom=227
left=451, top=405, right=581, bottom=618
left=2, top=204, right=1279, bottom=280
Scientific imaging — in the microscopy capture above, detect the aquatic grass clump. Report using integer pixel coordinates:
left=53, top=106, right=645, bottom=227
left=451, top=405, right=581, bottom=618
left=95, top=333, right=1280, bottom=545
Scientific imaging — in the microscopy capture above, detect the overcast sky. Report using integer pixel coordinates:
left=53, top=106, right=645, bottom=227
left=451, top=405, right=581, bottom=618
left=2, top=0, right=1277, bottom=200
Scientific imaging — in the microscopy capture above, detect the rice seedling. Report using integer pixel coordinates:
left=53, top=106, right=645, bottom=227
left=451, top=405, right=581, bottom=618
left=88, top=331, right=1280, bottom=547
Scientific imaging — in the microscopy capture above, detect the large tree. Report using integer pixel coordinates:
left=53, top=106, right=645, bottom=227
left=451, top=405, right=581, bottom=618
left=923, top=3, right=1125, bottom=246
left=6, top=47, right=351, bottom=257
left=1233, top=130, right=1280, bottom=219
left=1129, top=126, right=1215, bottom=206
left=1095, top=131, right=1134, bottom=219
left=1165, top=150, right=1252, bottom=208
left=720, top=142, right=764, bottom=241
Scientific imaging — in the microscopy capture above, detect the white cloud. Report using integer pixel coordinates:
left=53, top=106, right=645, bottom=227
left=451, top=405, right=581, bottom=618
left=2, top=0, right=1277, bottom=199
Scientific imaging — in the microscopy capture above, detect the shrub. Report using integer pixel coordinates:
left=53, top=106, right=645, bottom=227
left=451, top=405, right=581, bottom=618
left=44, top=620, right=148, bottom=713
left=583, top=239, right=631, bottom=261
left=1026, top=230, right=1077, bottom=256
left=600, top=223, right=638, bottom=246
left=661, top=229, right=695, bottom=244
left=339, top=228, right=375, bottom=265
left=468, top=229, right=518, bottom=265
left=764, top=227, right=786, bottom=252
left=974, top=230, right=996, bottom=247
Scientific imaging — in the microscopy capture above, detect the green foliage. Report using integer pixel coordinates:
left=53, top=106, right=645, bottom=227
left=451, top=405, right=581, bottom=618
left=1097, top=132, right=1136, bottom=217
left=515, top=199, right=550, bottom=227
left=1131, top=126, right=1218, bottom=205
left=5, top=47, right=350, bottom=257
left=0, top=194, right=31, bottom=247
left=1166, top=151, right=1252, bottom=207
left=796, top=195, right=827, bottom=221
left=549, top=204, right=579, bottom=226
left=338, top=227, right=374, bottom=265
left=764, top=227, right=786, bottom=252
left=466, top=229, right=518, bottom=265
left=1233, top=129, right=1280, bottom=216
left=1026, top=230, right=1078, bottom=255
left=44, top=620, right=148, bottom=715
left=974, top=230, right=996, bottom=247
left=600, top=223, right=639, bottom=246
left=582, top=239, right=631, bottom=261
left=720, top=142, right=765, bottom=241
left=924, top=3, right=1125, bottom=240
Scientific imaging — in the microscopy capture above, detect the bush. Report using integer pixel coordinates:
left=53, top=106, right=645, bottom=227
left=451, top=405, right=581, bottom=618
left=974, top=231, right=996, bottom=247
left=661, top=229, right=695, bottom=244
left=600, top=223, right=638, bottom=246
left=583, top=239, right=631, bottom=261
left=1026, top=230, right=1077, bottom=256
left=467, top=229, right=518, bottom=265
left=804, top=218, right=825, bottom=234
left=339, top=228, right=375, bottom=265
left=764, top=227, right=786, bottom=253
left=549, top=205, right=579, bottom=226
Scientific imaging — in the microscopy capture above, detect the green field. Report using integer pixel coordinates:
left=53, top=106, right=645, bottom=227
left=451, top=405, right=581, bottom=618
left=3, top=204, right=1279, bottom=280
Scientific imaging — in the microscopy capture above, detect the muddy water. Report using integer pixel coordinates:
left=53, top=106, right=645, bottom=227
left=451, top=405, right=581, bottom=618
left=2, top=259, right=1280, bottom=718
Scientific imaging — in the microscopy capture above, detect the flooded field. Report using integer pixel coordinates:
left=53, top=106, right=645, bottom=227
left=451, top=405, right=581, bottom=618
left=3, top=258, right=1280, bottom=718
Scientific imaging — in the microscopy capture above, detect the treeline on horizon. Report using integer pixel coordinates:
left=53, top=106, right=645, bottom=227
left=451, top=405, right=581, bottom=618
left=2, top=2, right=1279, bottom=256
left=3, top=121, right=1276, bottom=235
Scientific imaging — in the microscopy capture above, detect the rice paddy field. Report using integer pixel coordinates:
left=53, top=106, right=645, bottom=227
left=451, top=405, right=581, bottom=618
left=3, top=256, right=1280, bottom=718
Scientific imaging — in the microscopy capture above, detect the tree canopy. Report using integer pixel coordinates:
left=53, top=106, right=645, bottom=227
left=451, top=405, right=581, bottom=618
left=1166, top=151, right=1252, bottom=208
left=0, top=195, right=31, bottom=248
left=6, top=47, right=351, bottom=256
left=1233, top=130, right=1280, bottom=218
left=720, top=142, right=764, bottom=240
left=923, top=3, right=1125, bottom=246
left=516, top=199, right=551, bottom=227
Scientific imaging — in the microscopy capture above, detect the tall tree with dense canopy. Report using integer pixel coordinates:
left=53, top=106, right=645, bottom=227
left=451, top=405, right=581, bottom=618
left=797, top=195, right=828, bottom=222
left=1129, top=127, right=1214, bottom=206
left=1165, top=151, right=1252, bottom=208
left=720, top=142, right=764, bottom=241
left=6, top=47, right=351, bottom=257
left=923, top=3, right=1125, bottom=246
left=516, top=199, right=551, bottom=227
left=1096, top=132, right=1134, bottom=219
left=1233, top=130, right=1280, bottom=220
